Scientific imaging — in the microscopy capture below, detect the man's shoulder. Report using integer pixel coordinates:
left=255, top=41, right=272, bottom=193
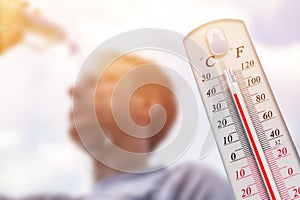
left=169, top=161, right=222, bottom=179
left=158, top=162, right=234, bottom=200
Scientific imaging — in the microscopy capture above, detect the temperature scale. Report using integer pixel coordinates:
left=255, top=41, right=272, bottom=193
left=184, top=19, right=300, bottom=199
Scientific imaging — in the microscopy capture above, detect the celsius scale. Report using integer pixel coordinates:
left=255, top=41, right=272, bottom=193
left=184, top=19, right=300, bottom=199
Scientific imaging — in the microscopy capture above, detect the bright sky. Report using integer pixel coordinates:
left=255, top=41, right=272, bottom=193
left=1, top=0, right=300, bottom=197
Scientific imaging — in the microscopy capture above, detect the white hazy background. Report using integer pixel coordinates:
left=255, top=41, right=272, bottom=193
left=0, top=0, right=300, bottom=197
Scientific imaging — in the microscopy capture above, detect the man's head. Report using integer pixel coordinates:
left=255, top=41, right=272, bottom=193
left=69, top=53, right=177, bottom=156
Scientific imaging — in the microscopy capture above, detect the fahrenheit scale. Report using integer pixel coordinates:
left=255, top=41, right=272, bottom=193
left=184, top=19, right=300, bottom=199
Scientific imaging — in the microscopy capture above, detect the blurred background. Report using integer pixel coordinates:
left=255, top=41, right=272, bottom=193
left=0, top=0, right=299, bottom=198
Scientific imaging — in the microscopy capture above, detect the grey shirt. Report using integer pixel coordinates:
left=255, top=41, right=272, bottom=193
left=88, top=162, right=234, bottom=200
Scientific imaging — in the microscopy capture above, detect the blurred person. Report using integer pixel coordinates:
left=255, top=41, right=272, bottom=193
left=0, top=54, right=234, bottom=200
left=69, top=53, right=234, bottom=200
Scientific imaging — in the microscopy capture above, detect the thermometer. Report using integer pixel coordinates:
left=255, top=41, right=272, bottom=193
left=184, top=19, right=300, bottom=199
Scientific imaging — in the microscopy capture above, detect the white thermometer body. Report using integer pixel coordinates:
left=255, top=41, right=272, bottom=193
left=184, top=19, right=300, bottom=199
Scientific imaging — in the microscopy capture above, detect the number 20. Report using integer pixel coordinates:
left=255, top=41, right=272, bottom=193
left=241, top=187, right=252, bottom=198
